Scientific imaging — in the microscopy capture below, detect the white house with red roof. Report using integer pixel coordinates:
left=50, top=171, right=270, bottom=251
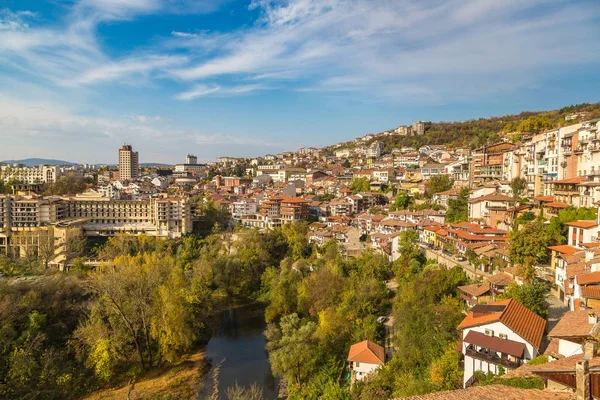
left=347, top=340, right=385, bottom=382
left=458, top=299, right=546, bottom=387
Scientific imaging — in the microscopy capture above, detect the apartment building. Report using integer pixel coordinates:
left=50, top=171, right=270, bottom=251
left=118, top=144, right=139, bottom=181
left=0, top=194, right=193, bottom=257
left=471, top=142, right=513, bottom=183
left=0, top=165, right=62, bottom=184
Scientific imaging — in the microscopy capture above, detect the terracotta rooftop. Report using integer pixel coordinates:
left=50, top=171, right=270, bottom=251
left=548, top=309, right=600, bottom=339
left=545, top=202, right=569, bottom=209
left=548, top=245, right=580, bottom=256
left=347, top=340, right=385, bottom=365
left=582, top=286, right=600, bottom=299
left=458, top=299, right=546, bottom=349
left=552, top=177, right=586, bottom=185
left=402, top=385, right=573, bottom=400
left=458, top=282, right=491, bottom=298
left=487, top=272, right=514, bottom=287
left=533, top=195, right=554, bottom=202
left=565, top=220, right=598, bottom=229
left=577, top=271, right=600, bottom=285
left=566, top=263, right=587, bottom=279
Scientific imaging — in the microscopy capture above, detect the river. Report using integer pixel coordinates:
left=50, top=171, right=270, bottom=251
left=200, top=301, right=278, bottom=399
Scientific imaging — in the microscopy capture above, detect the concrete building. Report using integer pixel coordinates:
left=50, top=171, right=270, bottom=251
left=118, top=144, right=139, bottom=181
left=186, top=154, right=198, bottom=165
left=412, top=120, right=425, bottom=135
left=0, top=165, right=62, bottom=184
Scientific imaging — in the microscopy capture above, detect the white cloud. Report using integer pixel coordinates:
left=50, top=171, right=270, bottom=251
left=175, top=84, right=221, bottom=100
left=175, top=83, right=269, bottom=100
left=171, top=0, right=600, bottom=100
left=0, top=9, right=36, bottom=31
left=128, top=114, right=163, bottom=123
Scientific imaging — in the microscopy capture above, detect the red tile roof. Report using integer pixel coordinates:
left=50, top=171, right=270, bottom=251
left=577, top=271, right=600, bottom=285
left=458, top=282, right=491, bottom=298
left=548, top=308, right=600, bottom=339
left=347, top=340, right=385, bottom=365
left=545, top=202, right=569, bottom=209
left=533, top=195, right=554, bottom=202
left=581, top=286, right=600, bottom=299
left=402, top=385, right=573, bottom=400
left=565, top=220, right=598, bottom=229
left=548, top=245, right=580, bottom=256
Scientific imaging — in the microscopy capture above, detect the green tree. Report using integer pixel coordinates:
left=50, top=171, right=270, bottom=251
left=267, top=313, right=319, bottom=390
left=445, top=188, right=469, bottom=224
left=392, top=192, right=413, bottom=211
left=349, top=177, right=370, bottom=193
left=509, top=220, right=549, bottom=265
left=425, top=175, right=453, bottom=198
left=428, top=342, right=463, bottom=391
left=501, top=281, right=549, bottom=319
left=510, top=177, right=528, bottom=200
left=392, top=230, right=425, bottom=281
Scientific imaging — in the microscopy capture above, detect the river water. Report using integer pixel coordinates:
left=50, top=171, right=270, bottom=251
left=200, top=301, right=278, bottom=399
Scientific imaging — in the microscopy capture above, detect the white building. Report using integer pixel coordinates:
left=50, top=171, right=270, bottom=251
left=458, top=299, right=546, bottom=387
left=347, top=340, right=385, bottom=382
left=0, top=165, right=63, bottom=184
left=232, top=200, right=257, bottom=222
left=118, top=144, right=139, bottom=181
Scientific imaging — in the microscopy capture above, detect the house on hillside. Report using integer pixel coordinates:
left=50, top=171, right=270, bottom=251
left=347, top=340, right=385, bottom=382
left=458, top=299, right=546, bottom=387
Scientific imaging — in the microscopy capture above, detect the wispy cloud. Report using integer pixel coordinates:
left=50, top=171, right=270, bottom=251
left=0, top=9, right=37, bottom=31
left=170, top=0, right=600, bottom=100
left=175, top=83, right=269, bottom=100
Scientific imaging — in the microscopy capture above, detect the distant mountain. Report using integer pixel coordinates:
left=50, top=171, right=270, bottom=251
left=0, top=158, right=77, bottom=166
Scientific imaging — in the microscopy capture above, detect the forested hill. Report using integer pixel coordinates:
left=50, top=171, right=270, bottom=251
left=328, top=102, right=600, bottom=153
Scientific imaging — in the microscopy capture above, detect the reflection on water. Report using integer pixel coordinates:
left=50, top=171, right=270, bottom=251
left=201, top=301, right=278, bottom=399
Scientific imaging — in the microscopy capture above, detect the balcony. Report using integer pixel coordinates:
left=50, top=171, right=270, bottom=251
left=562, top=148, right=572, bottom=155
left=574, top=146, right=585, bottom=154
left=465, top=345, right=521, bottom=370
left=589, top=170, right=600, bottom=176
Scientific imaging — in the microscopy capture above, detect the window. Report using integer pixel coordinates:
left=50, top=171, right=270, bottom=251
left=355, top=362, right=360, bottom=368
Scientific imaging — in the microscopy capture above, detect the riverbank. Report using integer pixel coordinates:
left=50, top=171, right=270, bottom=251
left=83, top=352, right=207, bottom=400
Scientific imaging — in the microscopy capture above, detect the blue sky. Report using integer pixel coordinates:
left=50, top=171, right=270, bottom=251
left=0, top=0, right=599, bottom=164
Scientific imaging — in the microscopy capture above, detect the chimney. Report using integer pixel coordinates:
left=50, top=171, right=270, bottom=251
left=588, top=313, right=599, bottom=325
left=583, top=341, right=598, bottom=359
left=576, top=359, right=590, bottom=400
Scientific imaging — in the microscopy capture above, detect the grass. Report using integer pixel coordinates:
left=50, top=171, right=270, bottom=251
left=83, top=352, right=207, bottom=400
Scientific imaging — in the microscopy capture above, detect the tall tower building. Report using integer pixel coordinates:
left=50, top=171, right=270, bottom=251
left=118, top=144, right=139, bottom=181
left=186, top=154, right=198, bottom=165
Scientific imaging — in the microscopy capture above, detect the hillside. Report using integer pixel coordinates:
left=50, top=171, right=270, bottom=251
left=327, top=102, right=600, bottom=153
left=0, top=158, right=76, bottom=166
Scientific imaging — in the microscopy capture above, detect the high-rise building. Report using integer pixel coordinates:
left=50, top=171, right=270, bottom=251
left=186, top=154, right=198, bottom=165
left=118, top=144, right=139, bottom=181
